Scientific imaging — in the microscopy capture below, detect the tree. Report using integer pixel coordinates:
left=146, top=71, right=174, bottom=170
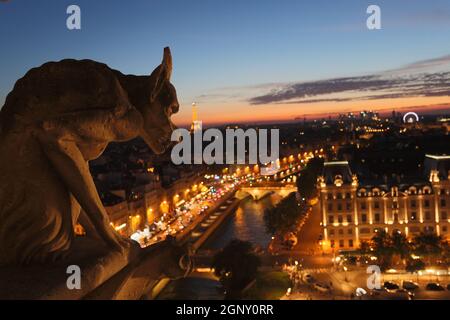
left=263, top=192, right=303, bottom=234
left=297, top=170, right=317, bottom=199
left=391, top=230, right=411, bottom=262
left=412, top=232, right=445, bottom=264
left=370, top=230, right=394, bottom=271
left=358, top=240, right=371, bottom=255
left=442, top=241, right=450, bottom=265
left=296, top=157, right=324, bottom=200
left=306, top=157, right=325, bottom=176
left=363, top=230, right=413, bottom=270
left=405, top=259, right=425, bottom=273
left=211, top=239, right=261, bottom=299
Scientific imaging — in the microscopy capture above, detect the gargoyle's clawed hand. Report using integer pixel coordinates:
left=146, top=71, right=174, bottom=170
left=100, top=224, right=139, bottom=255
left=116, top=234, right=140, bottom=251
left=99, top=224, right=127, bottom=253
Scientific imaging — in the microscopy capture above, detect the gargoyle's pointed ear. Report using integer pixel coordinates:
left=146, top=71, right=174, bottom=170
left=149, top=47, right=172, bottom=102
left=162, top=47, right=172, bottom=80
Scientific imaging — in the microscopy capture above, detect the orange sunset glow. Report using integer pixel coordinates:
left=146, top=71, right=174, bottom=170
left=173, top=96, right=450, bottom=126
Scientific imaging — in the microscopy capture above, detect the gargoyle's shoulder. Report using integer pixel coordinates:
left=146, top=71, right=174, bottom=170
left=0, top=59, right=126, bottom=128
left=25, top=59, right=116, bottom=76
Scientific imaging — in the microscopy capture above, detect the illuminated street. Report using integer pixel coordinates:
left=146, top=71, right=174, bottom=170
left=129, top=154, right=313, bottom=248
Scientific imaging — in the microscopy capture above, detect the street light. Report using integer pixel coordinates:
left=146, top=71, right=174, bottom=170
left=343, top=266, right=348, bottom=282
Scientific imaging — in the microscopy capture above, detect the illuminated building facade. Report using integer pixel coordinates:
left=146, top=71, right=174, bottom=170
left=319, top=155, right=450, bottom=252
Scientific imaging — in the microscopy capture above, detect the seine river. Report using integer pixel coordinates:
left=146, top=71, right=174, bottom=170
left=157, top=193, right=283, bottom=300
left=202, top=193, right=283, bottom=250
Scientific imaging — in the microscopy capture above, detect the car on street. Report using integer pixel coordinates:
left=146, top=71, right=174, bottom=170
left=383, top=281, right=400, bottom=292
left=304, top=274, right=314, bottom=283
left=355, top=288, right=367, bottom=297
left=402, top=280, right=419, bottom=291
left=396, top=288, right=415, bottom=300
left=313, top=283, right=331, bottom=293
left=426, top=283, right=445, bottom=291
left=367, top=287, right=388, bottom=299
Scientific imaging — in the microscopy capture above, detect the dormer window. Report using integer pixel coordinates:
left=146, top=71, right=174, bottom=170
left=334, top=175, right=343, bottom=187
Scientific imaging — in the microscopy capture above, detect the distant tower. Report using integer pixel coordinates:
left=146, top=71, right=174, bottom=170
left=191, top=102, right=202, bottom=132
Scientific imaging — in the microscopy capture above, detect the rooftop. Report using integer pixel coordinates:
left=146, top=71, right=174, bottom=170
left=322, top=161, right=353, bottom=185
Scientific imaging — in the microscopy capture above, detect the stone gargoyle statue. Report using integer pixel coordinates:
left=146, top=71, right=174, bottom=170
left=0, top=47, right=180, bottom=266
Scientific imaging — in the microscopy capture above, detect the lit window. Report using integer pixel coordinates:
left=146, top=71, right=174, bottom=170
left=361, top=214, right=367, bottom=223
left=374, top=213, right=380, bottom=222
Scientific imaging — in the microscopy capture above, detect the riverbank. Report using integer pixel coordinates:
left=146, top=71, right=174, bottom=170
left=148, top=190, right=241, bottom=299
left=155, top=193, right=287, bottom=299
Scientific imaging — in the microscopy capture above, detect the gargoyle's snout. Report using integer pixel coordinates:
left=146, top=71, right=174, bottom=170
left=168, top=102, right=179, bottom=116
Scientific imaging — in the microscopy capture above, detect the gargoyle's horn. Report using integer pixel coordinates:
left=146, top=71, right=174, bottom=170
left=163, top=47, right=172, bottom=80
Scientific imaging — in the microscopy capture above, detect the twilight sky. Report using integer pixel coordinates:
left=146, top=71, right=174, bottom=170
left=1, top=0, right=450, bottom=125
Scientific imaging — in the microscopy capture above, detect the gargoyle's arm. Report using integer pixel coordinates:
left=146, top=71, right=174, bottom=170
left=36, top=130, right=124, bottom=251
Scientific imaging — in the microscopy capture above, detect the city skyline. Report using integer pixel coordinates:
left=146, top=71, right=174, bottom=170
left=1, top=0, right=450, bottom=125
left=1, top=1, right=450, bottom=303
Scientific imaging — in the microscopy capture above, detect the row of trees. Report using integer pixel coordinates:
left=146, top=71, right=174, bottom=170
left=263, top=192, right=304, bottom=235
left=212, top=239, right=261, bottom=299
left=211, top=158, right=327, bottom=298
left=296, top=157, right=324, bottom=200
left=263, top=157, right=325, bottom=235
left=359, top=230, right=450, bottom=271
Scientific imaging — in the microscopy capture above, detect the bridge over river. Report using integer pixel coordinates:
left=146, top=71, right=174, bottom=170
left=177, top=181, right=297, bottom=249
left=236, top=181, right=297, bottom=200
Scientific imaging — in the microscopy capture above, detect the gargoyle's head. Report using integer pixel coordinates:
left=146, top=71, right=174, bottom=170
left=140, top=47, right=179, bottom=154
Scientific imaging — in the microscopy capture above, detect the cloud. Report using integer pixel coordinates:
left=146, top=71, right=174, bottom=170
left=389, top=55, right=450, bottom=74
left=248, top=55, right=450, bottom=105
left=193, top=54, right=450, bottom=107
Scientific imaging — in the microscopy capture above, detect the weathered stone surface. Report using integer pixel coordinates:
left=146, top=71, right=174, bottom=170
left=0, top=237, right=192, bottom=300
left=0, top=47, right=179, bottom=266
